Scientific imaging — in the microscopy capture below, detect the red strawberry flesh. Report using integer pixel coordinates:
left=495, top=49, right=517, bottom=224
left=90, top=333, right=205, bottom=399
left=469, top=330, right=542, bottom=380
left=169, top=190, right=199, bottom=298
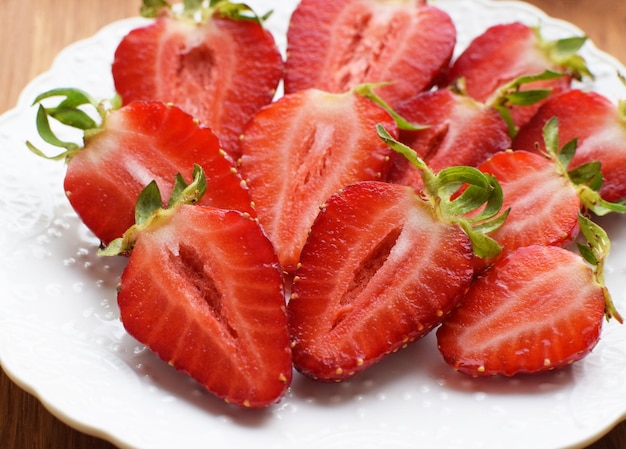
left=437, top=245, right=606, bottom=377
left=117, top=205, right=291, bottom=408
left=289, top=181, right=474, bottom=381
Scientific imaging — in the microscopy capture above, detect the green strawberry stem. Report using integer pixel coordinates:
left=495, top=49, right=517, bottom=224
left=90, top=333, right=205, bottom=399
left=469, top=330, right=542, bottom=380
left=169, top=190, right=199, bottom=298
left=486, top=69, right=565, bottom=138
left=99, top=164, right=207, bottom=257
left=141, top=0, right=271, bottom=25
left=26, top=88, right=117, bottom=161
left=542, top=117, right=626, bottom=216
left=353, top=84, right=425, bottom=131
left=577, top=213, right=623, bottom=323
left=535, top=27, right=593, bottom=81
left=376, top=124, right=507, bottom=259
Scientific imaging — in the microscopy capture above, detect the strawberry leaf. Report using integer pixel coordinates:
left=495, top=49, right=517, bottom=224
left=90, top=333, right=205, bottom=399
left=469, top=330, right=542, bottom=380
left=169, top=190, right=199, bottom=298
left=568, top=161, right=603, bottom=190
left=577, top=213, right=623, bottom=322
left=140, top=0, right=171, bottom=18
left=211, top=0, right=269, bottom=25
left=535, top=27, right=593, bottom=80
left=26, top=87, right=108, bottom=160
left=489, top=70, right=564, bottom=137
left=29, top=105, right=79, bottom=153
left=168, top=164, right=208, bottom=207
left=135, top=181, right=163, bottom=226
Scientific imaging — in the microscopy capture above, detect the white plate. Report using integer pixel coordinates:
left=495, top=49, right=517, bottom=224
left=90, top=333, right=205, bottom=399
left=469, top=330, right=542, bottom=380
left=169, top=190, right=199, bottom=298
left=2, top=1, right=626, bottom=448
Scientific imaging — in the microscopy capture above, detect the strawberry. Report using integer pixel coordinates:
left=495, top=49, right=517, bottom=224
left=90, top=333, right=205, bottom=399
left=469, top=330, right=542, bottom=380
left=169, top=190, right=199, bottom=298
left=513, top=89, right=626, bottom=203
left=112, top=0, right=283, bottom=158
left=238, top=86, right=398, bottom=273
left=473, top=150, right=580, bottom=261
left=287, top=126, right=506, bottom=382
left=436, top=245, right=610, bottom=377
left=27, top=89, right=253, bottom=245
left=387, top=88, right=511, bottom=189
left=100, top=167, right=292, bottom=408
left=470, top=117, right=626, bottom=270
left=443, top=22, right=591, bottom=128
left=283, top=0, right=456, bottom=109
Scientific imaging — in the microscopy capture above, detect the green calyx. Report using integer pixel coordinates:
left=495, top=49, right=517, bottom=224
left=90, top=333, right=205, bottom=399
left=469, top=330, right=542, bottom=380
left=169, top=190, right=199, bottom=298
left=577, top=214, right=623, bottom=323
left=353, top=83, right=426, bottom=132
left=534, top=26, right=593, bottom=81
left=487, top=69, right=565, bottom=138
left=26, top=88, right=118, bottom=162
left=542, top=117, right=626, bottom=216
left=99, top=164, right=208, bottom=257
left=141, top=0, right=271, bottom=25
left=376, top=125, right=508, bottom=259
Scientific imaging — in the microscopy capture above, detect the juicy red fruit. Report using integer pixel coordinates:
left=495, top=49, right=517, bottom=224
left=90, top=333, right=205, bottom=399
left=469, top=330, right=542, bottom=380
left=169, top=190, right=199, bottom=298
left=513, top=89, right=626, bottom=203
left=387, top=89, right=511, bottom=189
left=65, top=101, right=253, bottom=245
left=284, top=0, right=456, bottom=108
left=239, top=88, right=397, bottom=273
left=474, top=150, right=580, bottom=261
left=112, top=14, right=283, bottom=158
left=443, top=22, right=576, bottom=128
left=118, top=205, right=292, bottom=408
left=288, top=181, right=475, bottom=382
left=437, top=245, right=606, bottom=377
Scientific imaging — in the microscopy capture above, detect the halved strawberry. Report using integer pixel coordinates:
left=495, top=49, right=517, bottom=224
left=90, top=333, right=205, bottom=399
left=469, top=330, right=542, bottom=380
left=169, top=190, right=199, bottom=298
left=112, top=0, right=283, bottom=158
left=288, top=127, right=506, bottom=382
left=436, top=245, right=608, bottom=377
left=474, top=150, right=580, bottom=259
left=284, top=0, right=456, bottom=109
left=27, top=89, right=253, bottom=245
left=101, top=167, right=292, bottom=408
left=444, top=22, right=591, bottom=128
left=513, top=89, right=626, bottom=202
left=387, top=88, right=511, bottom=189
left=470, top=117, right=626, bottom=270
left=238, top=86, right=398, bottom=273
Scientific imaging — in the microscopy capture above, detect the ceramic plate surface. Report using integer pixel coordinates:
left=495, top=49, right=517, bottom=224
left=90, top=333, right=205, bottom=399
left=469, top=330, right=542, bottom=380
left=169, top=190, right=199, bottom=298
left=2, top=1, right=626, bottom=448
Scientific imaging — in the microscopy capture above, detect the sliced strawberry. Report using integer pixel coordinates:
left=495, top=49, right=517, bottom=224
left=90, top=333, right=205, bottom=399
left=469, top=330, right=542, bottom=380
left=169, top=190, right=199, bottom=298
left=513, top=89, right=626, bottom=202
left=444, top=22, right=591, bottom=128
left=238, top=87, right=397, bottom=273
left=284, top=0, right=456, bottom=108
left=27, top=89, right=253, bottom=245
left=288, top=181, right=474, bottom=381
left=387, top=88, right=511, bottom=189
left=112, top=1, right=283, bottom=158
left=102, top=168, right=292, bottom=408
left=474, top=150, right=580, bottom=260
left=436, top=245, right=607, bottom=377
left=288, top=130, right=507, bottom=381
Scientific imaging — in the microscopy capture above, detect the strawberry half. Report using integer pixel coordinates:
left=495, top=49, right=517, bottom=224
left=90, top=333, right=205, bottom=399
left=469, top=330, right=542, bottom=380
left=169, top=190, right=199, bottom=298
left=474, top=150, right=580, bottom=260
left=238, top=86, right=398, bottom=273
left=436, top=245, right=608, bottom=377
left=444, top=22, right=591, bottom=128
left=513, top=89, right=626, bottom=203
left=112, top=0, right=283, bottom=158
left=284, top=0, right=456, bottom=109
left=101, top=167, right=292, bottom=408
left=387, top=88, right=511, bottom=189
left=287, top=127, right=506, bottom=382
left=27, top=89, right=253, bottom=245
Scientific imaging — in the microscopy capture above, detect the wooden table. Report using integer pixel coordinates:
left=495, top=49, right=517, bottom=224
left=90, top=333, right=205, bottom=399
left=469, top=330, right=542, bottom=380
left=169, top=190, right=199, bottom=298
left=1, top=0, right=625, bottom=448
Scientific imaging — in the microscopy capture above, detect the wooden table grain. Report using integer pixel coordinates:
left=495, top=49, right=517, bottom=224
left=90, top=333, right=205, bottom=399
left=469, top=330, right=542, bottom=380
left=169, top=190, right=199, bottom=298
left=1, top=0, right=625, bottom=448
